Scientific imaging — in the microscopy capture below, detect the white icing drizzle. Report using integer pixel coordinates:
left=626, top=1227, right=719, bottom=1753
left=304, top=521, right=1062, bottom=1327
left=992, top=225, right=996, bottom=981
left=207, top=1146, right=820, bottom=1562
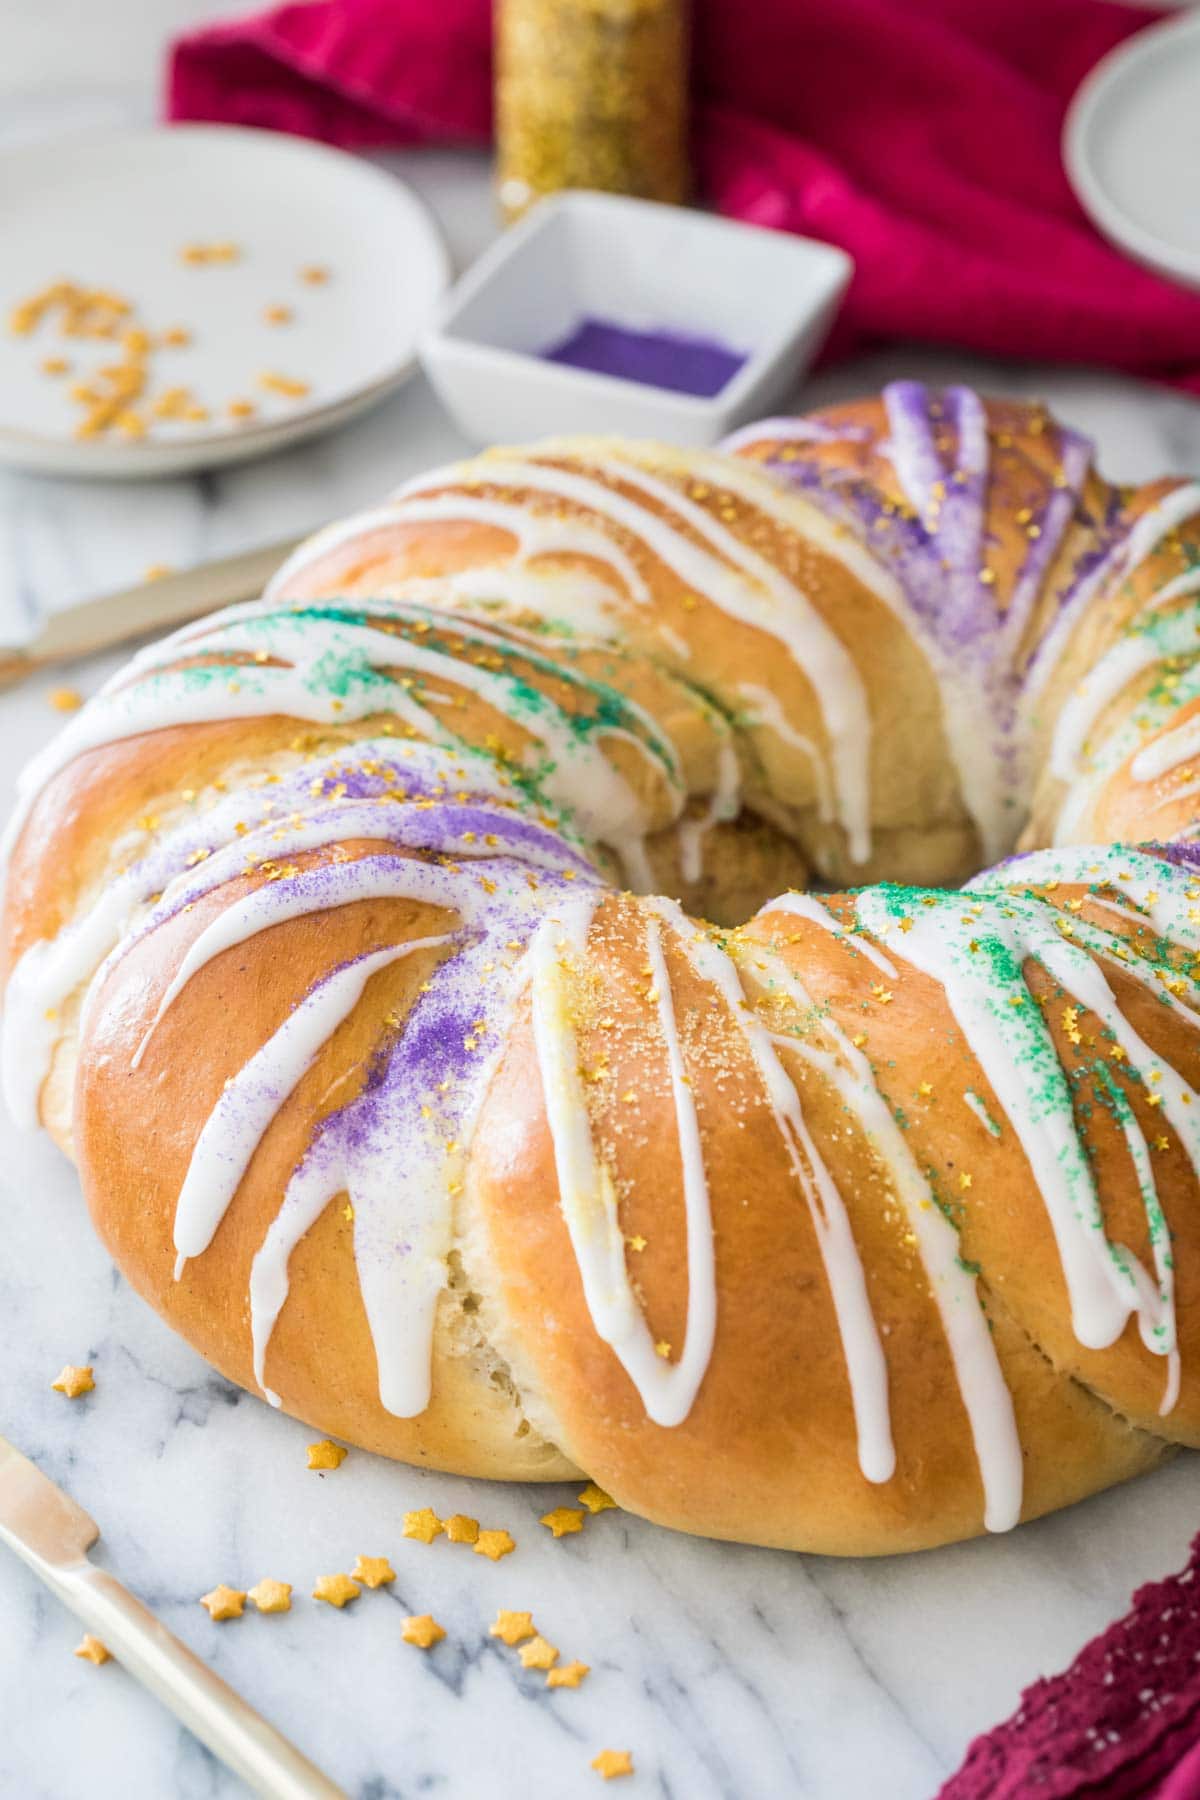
left=677, top=737, right=740, bottom=885
left=862, top=853, right=1188, bottom=1409
left=754, top=935, right=1023, bottom=1532
left=645, top=896, right=895, bottom=1485
left=527, top=897, right=718, bottom=1425
left=398, top=454, right=875, bottom=865
left=767, top=891, right=898, bottom=980
left=737, top=682, right=834, bottom=825
left=172, top=938, right=451, bottom=1277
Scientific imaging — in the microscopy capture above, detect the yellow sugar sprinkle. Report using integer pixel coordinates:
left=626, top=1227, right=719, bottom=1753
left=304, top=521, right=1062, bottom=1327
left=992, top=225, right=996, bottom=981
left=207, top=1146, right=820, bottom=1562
left=490, top=1610, right=535, bottom=1646
left=518, top=1635, right=559, bottom=1671
left=160, top=326, right=191, bottom=347
left=40, top=355, right=70, bottom=376
left=258, top=370, right=310, bottom=399
left=300, top=265, right=330, bottom=285
left=578, top=1483, right=616, bottom=1515
left=473, top=1528, right=516, bottom=1562
left=227, top=398, right=257, bottom=420
left=444, top=1513, right=480, bottom=1545
left=263, top=304, right=293, bottom=325
left=547, top=1660, right=590, bottom=1690
left=541, top=1507, right=585, bottom=1539
left=47, top=686, right=83, bottom=712
left=351, top=1555, right=395, bottom=1589
left=200, top=1585, right=246, bottom=1622
left=312, top=1573, right=360, bottom=1609
left=306, top=1438, right=347, bottom=1471
left=51, top=1364, right=94, bottom=1399
left=401, top=1614, right=445, bottom=1650
left=403, top=1507, right=444, bottom=1544
left=592, top=1750, right=634, bottom=1780
left=248, top=1579, right=292, bottom=1614
left=74, top=1634, right=111, bottom=1665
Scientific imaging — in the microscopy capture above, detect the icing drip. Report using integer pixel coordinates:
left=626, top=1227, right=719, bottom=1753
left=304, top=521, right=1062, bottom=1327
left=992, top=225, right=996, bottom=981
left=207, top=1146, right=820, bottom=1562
left=731, top=382, right=1102, bottom=864
left=527, top=898, right=718, bottom=1425
left=861, top=845, right=1193, bottom=1410
left=395, top=452, right=875, bottom=865
left=645, top=896, right=895, bottom=1485
left=753, top=906, right=1023, bottom=1532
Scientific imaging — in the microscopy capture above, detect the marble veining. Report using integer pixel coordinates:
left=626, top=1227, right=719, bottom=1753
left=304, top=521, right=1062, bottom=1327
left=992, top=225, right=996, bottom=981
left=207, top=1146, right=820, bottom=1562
left=4, top=16, right=1200, bottom=1797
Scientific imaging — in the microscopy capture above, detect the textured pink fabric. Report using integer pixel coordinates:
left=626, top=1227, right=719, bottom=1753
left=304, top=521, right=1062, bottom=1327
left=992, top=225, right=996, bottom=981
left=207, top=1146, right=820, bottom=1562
left=167, top=0, right=1200, bottom=389
left=938, top=1533, right=1200, bottom=1800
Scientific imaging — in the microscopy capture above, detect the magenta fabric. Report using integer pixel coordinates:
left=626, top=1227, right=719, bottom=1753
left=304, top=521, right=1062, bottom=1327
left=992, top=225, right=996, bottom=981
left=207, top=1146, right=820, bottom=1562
left=938, top=1532, right=1200, bottom=1800
left=167, top=0, right=1200, bottom=389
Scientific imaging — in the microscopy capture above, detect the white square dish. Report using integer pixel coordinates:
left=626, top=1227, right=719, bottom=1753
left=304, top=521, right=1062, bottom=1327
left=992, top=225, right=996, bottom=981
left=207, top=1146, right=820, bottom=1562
left=418, top=190, right=853, bottom=446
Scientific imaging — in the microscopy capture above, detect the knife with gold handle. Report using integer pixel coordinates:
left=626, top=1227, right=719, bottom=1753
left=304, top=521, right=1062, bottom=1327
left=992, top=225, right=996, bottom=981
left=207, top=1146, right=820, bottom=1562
left=0, top=1432, right=346, bottom=1799
left=0, top=535, right=305, bottom=689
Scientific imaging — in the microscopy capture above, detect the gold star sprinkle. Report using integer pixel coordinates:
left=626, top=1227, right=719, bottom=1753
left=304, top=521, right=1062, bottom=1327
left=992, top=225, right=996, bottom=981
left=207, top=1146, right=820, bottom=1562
left=547, top=1660, right=590, bottom=1689
left=312, top=1573, right=360, bottom=1609
left=248, top=1580, right=292, bottom=1614
left=403, top=1507, right=444, bottom=1544
left=852, top=1032, right=867, bottom=1047
left=490, top=1610, right=535, bottom=1646
left=444, top=1514, right=479, bottom=1545
left=918, top=1081, right=933, bottom=1097
left=518, top=1635, right=559, bottom=1670
left=1156, top=1136, right=1171, bottom=1152
left=74, top=1635, right=110, bottom=1665
left=541, top=1507, right=585, bottom=1539
left=47, top=686, right=83, bottom=712
left=306, top=1439, right=347, bottom=1471
left=626, top=1235, right=647, bottom=1253
left=401, top=1614, right=445, bottom=1649
left=959, top=1172, right=973, bottom=1191
left=871, top=985, right=893, bottom=1004
left=351, top=1556, right=395, bottom=1589
left=51, top=1365, right=94, bottom=1398
left=200, top=1585, right=246, bottom=1622
left=474, top=1529, right=516, bottom=1562
left=578, top=1484, right=616, bottom=1515
left=592, top=1750, right=634, bottom=1780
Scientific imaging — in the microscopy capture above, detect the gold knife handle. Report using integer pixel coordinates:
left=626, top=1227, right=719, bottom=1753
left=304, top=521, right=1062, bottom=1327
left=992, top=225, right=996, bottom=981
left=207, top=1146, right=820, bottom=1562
left=43, top=1557, right=346, bottom=1799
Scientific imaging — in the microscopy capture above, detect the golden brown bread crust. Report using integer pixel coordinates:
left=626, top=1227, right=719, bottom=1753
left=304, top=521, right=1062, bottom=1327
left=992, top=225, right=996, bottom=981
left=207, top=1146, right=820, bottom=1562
left=7, top=390, right=1200, bottom=1555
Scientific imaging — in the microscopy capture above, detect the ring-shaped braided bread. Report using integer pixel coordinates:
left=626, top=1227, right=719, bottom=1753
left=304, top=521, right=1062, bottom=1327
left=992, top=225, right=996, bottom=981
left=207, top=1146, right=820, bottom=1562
left=6, top=382, right=1200, bottom=1554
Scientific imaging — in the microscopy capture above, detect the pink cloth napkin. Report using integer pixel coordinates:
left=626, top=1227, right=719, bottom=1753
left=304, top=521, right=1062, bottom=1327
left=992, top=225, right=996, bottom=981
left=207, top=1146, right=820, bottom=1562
left=939, top=1532, right=1200, bottom=1798
left=166, top=0, right=1200, bottom=390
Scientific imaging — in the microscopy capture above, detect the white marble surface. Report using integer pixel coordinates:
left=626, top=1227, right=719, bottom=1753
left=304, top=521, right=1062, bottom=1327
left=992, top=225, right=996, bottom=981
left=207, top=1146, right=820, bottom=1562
left=5, top=9, right=1200, bottom=1800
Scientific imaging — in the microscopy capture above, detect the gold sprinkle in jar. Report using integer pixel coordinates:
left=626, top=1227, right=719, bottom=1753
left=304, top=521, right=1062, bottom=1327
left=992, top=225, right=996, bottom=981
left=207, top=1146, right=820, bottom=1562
left=495, top=0, right=689, bottom=221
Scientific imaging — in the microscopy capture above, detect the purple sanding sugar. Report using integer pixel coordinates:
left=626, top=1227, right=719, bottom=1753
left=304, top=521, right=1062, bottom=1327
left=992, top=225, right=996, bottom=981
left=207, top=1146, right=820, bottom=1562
left=540, top=317, right=746, bottom=398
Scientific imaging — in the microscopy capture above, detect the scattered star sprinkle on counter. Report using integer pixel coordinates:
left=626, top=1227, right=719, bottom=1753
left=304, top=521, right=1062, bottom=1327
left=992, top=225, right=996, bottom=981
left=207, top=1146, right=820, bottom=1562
left=312, top=1573, right=360, bottom=1609
left=306, top=1438, right=347, bottom=1471
left=403, top=1507, right=444, bottom=1544
left=299, top=265, right=330, bottom=285
left=518, top=1635, right=559, bottom=1671
left=142, top=563, right=174, bottom=582
left=51, top=1364, right=94, bottom=1398
left=578, top=1484, right=616, bottom=1515
left=592, top=1750, right=634, bottom=1780
left=248, top=1580, right=292, bottom=1614
left=489, top=1610, right=535, bottom=1646
left=200, top=1585, right=246, bottom=1622
left=47, top=687, right=83, bottom=713
left=444, top=1513, right=480, bottom=1545
left=541, top=1507, right=585, bottom=1538
left=351, top=1556, right=395, bottom=1589
left=263, top=305, right=293, bottom=326
left=401, top=1614, right=446, bottom=1650
left=546, top=1660, right=590, bottom=1690
left=73, top=1635, right=110, bottom=1666
left=473, top=1529, right=515, bottom=1563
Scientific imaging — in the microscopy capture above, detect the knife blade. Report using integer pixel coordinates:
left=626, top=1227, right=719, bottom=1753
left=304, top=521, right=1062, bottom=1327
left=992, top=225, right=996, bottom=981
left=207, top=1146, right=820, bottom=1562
left=0, top=534, right=306, bottom=689
left=0, top=1432, right=345, bottom=1799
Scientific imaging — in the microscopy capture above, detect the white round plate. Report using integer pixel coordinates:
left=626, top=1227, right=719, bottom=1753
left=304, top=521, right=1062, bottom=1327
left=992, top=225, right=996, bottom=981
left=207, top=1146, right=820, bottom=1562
left=0, top=125, right=451, bottom=478
left=1064, top=11, right=1200, bottom=291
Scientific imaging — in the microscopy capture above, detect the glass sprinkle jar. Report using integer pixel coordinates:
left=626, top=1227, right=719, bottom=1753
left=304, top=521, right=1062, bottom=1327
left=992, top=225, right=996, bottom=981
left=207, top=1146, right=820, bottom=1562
left=495, top=0, right=689, bottom=222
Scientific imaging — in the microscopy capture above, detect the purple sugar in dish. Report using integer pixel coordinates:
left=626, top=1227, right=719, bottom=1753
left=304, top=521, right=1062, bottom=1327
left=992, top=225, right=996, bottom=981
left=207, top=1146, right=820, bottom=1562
left=539, top=317, right=747, bottom=398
